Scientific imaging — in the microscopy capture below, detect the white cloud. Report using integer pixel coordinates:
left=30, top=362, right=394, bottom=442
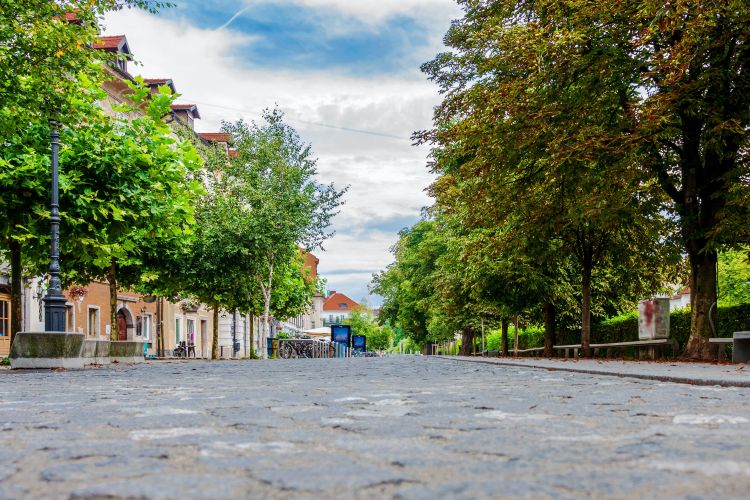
left=103, top=5, right=452, bottom=302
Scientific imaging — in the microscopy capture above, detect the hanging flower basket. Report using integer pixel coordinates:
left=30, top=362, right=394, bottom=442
left=68, top=286, right=88, bottom=303
left=180, top=300, right=200, bottom=313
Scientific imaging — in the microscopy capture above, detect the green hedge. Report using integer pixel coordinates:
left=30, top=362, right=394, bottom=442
left=485, top=325, right=544, bottom=351
left=555, top=303, right=750, bottom=351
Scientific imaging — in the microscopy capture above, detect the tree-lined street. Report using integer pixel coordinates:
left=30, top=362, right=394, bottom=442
left=2, top=357, right=750, bottom=498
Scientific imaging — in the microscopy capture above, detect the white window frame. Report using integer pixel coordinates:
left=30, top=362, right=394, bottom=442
left=87, top=306, right=100, bottom=337
left=186, top=318, right=196, bottom=345
left=141, top=314, right=152, bottom=341
left=175, top=315, right=183, bottom=344
left=65, top=302, right=75, bottom=333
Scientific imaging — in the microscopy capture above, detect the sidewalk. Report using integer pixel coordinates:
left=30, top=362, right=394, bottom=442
left=436, top=355, right=750, bottom=387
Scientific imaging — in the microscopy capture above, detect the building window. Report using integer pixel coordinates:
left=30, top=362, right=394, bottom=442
left=87, top=307, right=100, bottom=337
left=66, top=304, right=75, bottom=333
left=186, top=319, right=195, bottom=345
left=140, top=315, right=152, bottom=341
left=339, top=303, right=348, bottom=309
left=0, top=297, right=9, bottom=337
left=175, top=317, right=182, bottom=344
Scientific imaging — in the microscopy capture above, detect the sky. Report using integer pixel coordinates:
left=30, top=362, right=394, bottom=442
left=103, top=0, right=461, bottom=305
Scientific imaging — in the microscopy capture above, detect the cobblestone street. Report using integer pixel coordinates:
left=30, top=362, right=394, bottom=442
left=2, top=357, right=750, bottom=499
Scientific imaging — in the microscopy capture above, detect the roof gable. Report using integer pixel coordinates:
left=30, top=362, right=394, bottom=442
left=323, top=292, right=359, bottom=312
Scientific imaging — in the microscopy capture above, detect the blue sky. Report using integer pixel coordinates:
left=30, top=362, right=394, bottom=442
left=104, top=0, right=460, bottom=305
left=160, top=1, right=434, bottom=75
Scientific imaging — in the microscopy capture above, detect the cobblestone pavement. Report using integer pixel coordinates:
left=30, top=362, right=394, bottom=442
left=1, top=356, right=750, bottom=499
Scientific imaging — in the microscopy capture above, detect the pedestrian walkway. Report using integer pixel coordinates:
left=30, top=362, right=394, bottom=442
left=438, top=355, right=750, bottom=387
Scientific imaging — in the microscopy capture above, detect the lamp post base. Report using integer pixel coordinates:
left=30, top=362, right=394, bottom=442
left=43, top=294, right=68, bottom=332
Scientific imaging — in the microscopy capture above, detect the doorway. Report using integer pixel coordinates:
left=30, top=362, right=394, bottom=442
left=200, top=319, right=208, bottom=358
left=116, top=308, right=134, bottom=341
left=0, top=293, right=10, bottom=357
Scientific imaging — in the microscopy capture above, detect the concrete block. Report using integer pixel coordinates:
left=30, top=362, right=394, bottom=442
left=109, top=341, right=146, bottom=364
left=10, top=332, right=85, bottom=369
left=83, top=339, right=111, bottom=365
left=732, top=331, right=750, bottom=363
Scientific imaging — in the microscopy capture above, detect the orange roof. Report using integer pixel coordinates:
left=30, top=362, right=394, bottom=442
left=55, top=12, right=82, bottom=23
left=323, top=292, right=359, bottom=312
left=228, top=149, right=239, bottom=158
left=198, top=132, right=230, bottom=143
left=93, top=35, right=126, bottom=51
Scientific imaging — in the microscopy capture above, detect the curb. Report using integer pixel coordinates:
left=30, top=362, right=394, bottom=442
left=433, top=356, right=750, bottom=388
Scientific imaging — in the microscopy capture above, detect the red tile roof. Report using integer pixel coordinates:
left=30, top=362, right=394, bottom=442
left=323, top=292, right=359, bottom=312
left=55, top=12, right=82, bottom=23
left=93, top=35, right=126, bottom=51
left=198, top=132, right=231, bottom=143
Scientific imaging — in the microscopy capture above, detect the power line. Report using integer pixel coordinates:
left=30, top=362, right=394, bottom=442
left=183, top=98, right=412, bottom=141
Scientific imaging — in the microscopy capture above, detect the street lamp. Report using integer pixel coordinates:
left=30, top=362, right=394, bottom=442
left=42, top=120, right=67, bottom=332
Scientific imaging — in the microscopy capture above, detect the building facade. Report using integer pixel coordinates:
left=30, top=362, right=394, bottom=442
left=322, top=291, right=360, bottom=326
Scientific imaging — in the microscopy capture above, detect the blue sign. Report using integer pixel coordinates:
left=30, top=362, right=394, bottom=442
left=352, top=335, right=366, bottom=353
left=330, top=325, right=351, bottom=346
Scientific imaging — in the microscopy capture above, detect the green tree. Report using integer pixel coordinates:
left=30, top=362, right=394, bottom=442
left=718, top=249, right=750, bottom=307
left=222, top=110, right=345, bottom=356
left=343, top=306, right=393, bottom=351
left=60, top=80, right=203, bottom=340
left=420, top=0, right=717, bottom=356
left=373, top=219, right=445, bottom=350
left=0, top=1, right=166, bottom=343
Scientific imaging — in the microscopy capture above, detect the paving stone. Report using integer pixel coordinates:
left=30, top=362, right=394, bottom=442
left=1, top=357, right=750, bottom=498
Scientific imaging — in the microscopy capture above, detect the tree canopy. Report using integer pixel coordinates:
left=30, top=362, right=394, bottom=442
left=376, top=0, right=750, bottom=359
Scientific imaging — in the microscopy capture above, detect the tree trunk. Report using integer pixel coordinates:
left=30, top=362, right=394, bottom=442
left=544, top=302, right=556, bottom=357
left=211, top=303, right=219, bottom=360
left=684, top=249, right=718, bottom=359
left=262, top=295, right=271, bottom=359
left=513, top=316, right=520, bottom=354
left=156, top=297, right=163, bottom=357
left=460, top=327, right=475, bottom=356
left=501, top=319, right=509, bottom=357
left=249, top=313, right=255, bottom=359
left=9, top=239, right=22, bottom=344
left=107, top=259, right=118, bottom=341
left=581, top=258, right=592, bottom=358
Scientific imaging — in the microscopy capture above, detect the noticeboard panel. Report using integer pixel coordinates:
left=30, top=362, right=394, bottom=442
left=352, top=335, right=366, bottom=353
left=330, top=325, right=351, bottom=346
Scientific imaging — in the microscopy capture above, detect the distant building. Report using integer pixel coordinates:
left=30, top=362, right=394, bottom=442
left=322, top=291, right=360, bottom=326
left=283, top=251, right=325, bottom=333
left=670, top=287, right=691, bottom=311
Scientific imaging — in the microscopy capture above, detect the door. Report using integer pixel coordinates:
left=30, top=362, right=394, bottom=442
left=0, top=294, right=10, bottom=356
left=200, top=319, right=207, bottom=358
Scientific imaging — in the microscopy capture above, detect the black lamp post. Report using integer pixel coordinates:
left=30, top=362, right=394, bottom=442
left=43, top=120, right=68, bottom=332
